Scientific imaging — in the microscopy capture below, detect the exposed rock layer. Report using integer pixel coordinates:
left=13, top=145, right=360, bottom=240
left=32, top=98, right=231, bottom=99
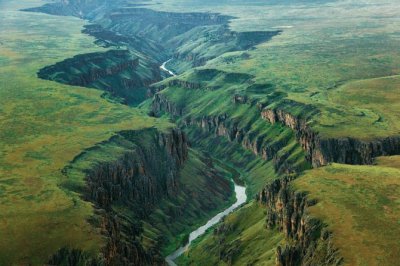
left=85, top=129, right=188, bottom=211
left=51, top=128, right=188, bottom=265
left=262, top=108, right=400, bottom=167
left=258, top=177, right=343, bottom=266
left=38, top=50, right=162, bottom=105
left=152, top=93, right=301, bottom=174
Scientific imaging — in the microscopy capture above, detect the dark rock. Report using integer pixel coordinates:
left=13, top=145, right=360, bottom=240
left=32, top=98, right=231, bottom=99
left=261, top=108, right=400, bottom=167
left=259, top=177, right=343, bottom=266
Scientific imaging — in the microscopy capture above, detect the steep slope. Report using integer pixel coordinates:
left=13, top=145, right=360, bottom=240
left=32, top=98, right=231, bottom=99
left=27, top=0, right=280, bottom=74
left=178, top=202, right=284, bottom=266
left=38, top=50, right=161, bottom=105
left=150, top=69, right=311, bottom=175
left=290, top=159, right=400, bottom=265
left=47, top=128, right=235, bottom=265
left=4, top=0, right=400, bottom=265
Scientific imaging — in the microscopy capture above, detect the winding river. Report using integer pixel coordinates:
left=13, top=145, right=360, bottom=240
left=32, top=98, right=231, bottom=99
left=165, top=174, right=247, bottom=265
left=160, top=60, right=247, bottom=265
left=160, top=59, right=176, bottom=76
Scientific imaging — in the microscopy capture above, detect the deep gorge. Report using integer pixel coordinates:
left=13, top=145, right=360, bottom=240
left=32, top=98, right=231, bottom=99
left=23, top=0, right=400, bottom=265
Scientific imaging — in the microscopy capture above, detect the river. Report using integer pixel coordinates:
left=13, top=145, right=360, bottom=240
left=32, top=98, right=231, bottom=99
left=160, top=59, right=176, bottom=76
left=160, top=60, right=247, bottom=265
left=165, top=176, right=247, bottom=265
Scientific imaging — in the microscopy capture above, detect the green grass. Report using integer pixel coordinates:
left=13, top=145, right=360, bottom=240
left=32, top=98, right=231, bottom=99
left=141, top=149, right=236, bottom=256
left=63, top=126, right=236, bottom=259
left=156, top=70, right=310, bottom=176
left=2, top=0, right=400, bottom=264
left=0, top=1, right=171, bottom=264
left=293, top=159, right=400, bottom=265
left=185, top=125, right=280, bottom=197
left=151, top=0, right=400, bottom=141
left=206, top=36, right=400, bottom=140
left=177, top=201, right=284, bottom=266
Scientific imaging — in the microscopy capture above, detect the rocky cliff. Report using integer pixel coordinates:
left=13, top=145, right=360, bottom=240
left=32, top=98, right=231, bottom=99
left=262, top=107, right=400, bottom=167
left=258, top=177, right=343, bottom=266
left=154, top=76, right=400, bottom=169
left=38, top=50, right=162, bottom=105
left=26, top=2, right=280, bottom=74
left=85, top=129, right=188, bottom=212
left=39, top=50, right=139, bottom=87
left=50, top=128, right=188, bottom=265
left=151, top=93, right=303, bottom=174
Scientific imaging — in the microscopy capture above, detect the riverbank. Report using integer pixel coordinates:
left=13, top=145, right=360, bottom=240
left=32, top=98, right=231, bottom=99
left=160, top=59, right=176, bottom=76
left=165, top=162, right=247, bottom=265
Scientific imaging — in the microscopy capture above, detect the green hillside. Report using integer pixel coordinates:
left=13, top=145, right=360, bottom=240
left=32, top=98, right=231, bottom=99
left=1, top=0, right=400, bottom=265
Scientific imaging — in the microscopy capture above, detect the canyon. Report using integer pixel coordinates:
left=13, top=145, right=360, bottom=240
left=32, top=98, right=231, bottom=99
left=1, top=0, right=400, bottom=265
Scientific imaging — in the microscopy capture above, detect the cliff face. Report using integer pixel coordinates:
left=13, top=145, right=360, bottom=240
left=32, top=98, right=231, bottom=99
left=50, top=128, right=188, bottom=265
left=151, top=94, right=301, bottom=174
left=151, top=93, right=299, bottom=174
left=39, top=52, right=139, bottom=87
left=155, top=77, right=400, bottom=169
left=85, top=129, right=188, bottom=212
left=258, top=177, right=343, bottom=266
left=38, top=50, right=162, bottom=105
left=262, top=108, right=400, bottom=167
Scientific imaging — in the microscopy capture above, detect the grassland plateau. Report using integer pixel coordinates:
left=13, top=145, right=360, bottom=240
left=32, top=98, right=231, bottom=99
left=1, top=0, right=400, bottom=265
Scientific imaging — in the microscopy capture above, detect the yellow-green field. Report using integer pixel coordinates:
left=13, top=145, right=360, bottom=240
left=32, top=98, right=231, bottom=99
left=2, top=0, right=400, bottom=264
left=0, top=1, right=170, bottom=264
left=294, top=158, right=400, bottom=265
left=204, top=36, right=400, bottom=139
left=155, top=0, right=400, bottom=140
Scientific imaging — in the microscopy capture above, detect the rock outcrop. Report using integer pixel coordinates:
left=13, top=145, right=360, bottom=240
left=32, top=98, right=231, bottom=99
left=85, top=129, right=188, bottom=212
left=38, top=50, right=162, bottom=105
left=262, top=108, right=400, bottom=167
left=39, top=50, right=139, bottom=87
left=151, top=94, right=302, bottom=174
left=50, top=128, right=188, bottom=265
left=258, top=177, right=343, bottom=266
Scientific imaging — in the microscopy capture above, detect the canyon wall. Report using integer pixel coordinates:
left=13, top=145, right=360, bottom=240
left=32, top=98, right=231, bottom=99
left=87, top=129, right=187, bottom=265
left=152, top=93, right=304, bottom=175
left=85, top=129, right=188, bottom=212
left=153, top=84, right=400, bottom=169
left=51, top=128, right=188, bottom=265
left=38, top=50, right=162, bottom=105
left=262, top=108, right=400, bottom=167
left=258, top=177, right=343, bottom=266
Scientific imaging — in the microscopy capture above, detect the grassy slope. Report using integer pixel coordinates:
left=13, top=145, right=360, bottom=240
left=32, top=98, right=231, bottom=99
left=185, top=125, right=280, bottom=197
left=154, top=0, right=400, bottom=140
left=157, top=72, right=310, bottom=174
left=293, top=158, right=400, bottom=265
left=203, top=35, right=400, bottom=140
left=177, top=202, right=284, bottom=266
left=172, top=126, right=286, bottom=265
left=208, top=39, right=400, bottom=140
left=0, top=1, right=170, bottom=264
left=65, top=128, right=236, bottom=259
left=142, top=149, right=235, bottom=256
left=150, top=2, right=400, bottom=265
